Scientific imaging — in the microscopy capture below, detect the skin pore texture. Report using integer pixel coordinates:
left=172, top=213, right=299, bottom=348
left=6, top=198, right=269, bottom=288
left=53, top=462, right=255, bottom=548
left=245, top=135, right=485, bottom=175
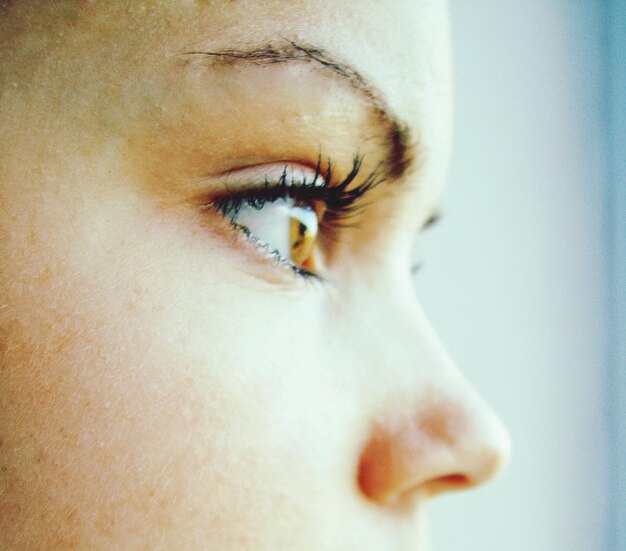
left=0, top=1, right=511, bottom=550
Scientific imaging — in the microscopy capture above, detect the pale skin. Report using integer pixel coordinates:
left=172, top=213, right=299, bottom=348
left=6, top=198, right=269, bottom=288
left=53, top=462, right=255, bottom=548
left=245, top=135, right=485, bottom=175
left=0, top=1, right=511, bottom=550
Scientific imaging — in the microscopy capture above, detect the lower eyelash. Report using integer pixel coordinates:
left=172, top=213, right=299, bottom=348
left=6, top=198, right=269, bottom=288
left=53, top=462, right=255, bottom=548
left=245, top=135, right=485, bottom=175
left=234, top=221, right=319, bottom=279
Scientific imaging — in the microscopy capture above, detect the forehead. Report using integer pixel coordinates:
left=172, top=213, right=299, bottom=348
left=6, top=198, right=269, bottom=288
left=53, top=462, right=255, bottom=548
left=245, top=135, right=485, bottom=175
left=5, top=0, right=451, bottom=136
left=2, top=0, right=452, bottom=223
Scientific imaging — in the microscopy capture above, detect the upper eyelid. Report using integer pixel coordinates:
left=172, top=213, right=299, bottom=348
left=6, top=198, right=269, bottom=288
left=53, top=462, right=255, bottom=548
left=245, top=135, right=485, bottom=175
left=193, top=155, right=385, bottom=211
left=221, top=162, right=327, bottom=189
left=190, top=159, right=327, bottom=206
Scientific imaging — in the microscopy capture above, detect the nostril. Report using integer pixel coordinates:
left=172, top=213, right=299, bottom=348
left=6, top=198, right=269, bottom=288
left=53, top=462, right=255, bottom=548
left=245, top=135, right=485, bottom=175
left=358, top=446, right=473, bottom=503
left=427, top=473, right=473, bottom=495
left=356, top=423, right=473, bottom=503
left=356, top=436, right=472, bottom=503
left=437, top=473, right=470, bottom=486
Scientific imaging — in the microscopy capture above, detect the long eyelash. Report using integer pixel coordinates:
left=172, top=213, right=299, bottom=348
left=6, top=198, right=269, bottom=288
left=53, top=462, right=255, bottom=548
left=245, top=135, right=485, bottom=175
left=211, top=155, right=384, bottom=231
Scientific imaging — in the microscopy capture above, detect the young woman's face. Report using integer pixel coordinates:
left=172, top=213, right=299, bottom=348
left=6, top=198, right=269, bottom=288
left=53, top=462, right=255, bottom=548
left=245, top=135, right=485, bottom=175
left=0, top=1, right=510, bottom=549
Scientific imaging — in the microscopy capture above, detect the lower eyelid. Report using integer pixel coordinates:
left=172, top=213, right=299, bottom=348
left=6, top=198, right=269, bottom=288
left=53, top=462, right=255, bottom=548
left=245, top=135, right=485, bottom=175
left=202, top=205, right=322, bottom=284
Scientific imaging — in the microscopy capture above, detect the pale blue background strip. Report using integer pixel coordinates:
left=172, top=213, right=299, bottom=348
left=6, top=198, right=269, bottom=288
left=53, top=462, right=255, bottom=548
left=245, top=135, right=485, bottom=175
left=607, top=1, right=626, bottom=550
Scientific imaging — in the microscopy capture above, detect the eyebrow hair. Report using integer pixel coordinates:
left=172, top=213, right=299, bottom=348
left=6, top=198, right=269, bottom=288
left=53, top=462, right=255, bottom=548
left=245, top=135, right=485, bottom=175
left=179, top=40, right=416, bottom=181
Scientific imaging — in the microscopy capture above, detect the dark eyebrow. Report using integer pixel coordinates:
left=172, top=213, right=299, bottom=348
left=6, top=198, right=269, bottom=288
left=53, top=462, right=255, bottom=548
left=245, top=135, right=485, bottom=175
left=178, top=40, right=416, bottom=181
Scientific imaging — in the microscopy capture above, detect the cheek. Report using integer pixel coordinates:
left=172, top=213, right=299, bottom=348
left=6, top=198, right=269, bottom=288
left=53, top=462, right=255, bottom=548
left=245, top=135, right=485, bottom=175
left=0, top=183, right=354, bottom=547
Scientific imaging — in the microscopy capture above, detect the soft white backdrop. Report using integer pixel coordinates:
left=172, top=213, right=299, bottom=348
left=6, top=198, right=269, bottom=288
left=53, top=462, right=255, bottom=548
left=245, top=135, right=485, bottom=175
left=415, top=2, right=614, bottom=550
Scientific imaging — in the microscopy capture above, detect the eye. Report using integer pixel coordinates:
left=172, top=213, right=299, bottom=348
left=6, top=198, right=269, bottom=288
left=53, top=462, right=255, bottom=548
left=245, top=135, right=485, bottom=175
left=204, top=156, right=383, bottom=279
left=219, top=196, right=323, bottom=273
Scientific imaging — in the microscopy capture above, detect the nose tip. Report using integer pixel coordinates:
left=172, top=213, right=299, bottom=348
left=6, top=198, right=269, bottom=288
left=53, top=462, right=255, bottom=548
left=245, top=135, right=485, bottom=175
left=357, top=392, right=511, bottom=504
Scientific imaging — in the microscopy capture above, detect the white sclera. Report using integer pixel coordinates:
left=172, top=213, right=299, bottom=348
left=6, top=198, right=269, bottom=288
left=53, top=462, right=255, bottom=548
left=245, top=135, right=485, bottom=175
left=231, top=197, right=319, bottom=265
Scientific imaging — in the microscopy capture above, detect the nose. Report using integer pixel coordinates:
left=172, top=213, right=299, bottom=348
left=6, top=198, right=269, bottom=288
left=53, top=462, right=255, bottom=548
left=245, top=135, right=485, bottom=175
left=354, top=299, right=511, bottom=505
left=357, top=385, right=511, bottom=503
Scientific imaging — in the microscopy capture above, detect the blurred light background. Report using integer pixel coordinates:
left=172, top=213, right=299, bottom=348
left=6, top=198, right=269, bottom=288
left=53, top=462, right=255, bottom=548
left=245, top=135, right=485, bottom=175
left=415, top=1, right=625, bottom=550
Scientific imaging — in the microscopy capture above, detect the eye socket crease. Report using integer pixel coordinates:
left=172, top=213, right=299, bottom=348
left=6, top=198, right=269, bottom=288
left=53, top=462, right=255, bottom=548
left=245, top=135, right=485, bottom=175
left=177, top=39, right=420, bottom=183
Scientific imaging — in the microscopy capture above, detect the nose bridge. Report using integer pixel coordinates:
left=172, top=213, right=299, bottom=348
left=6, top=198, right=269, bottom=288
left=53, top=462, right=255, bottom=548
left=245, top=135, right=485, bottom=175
left=348, top=282, right=511, bottom=504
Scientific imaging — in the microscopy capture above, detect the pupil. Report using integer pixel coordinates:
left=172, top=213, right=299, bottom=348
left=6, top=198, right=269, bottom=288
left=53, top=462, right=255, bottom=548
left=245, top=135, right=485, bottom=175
left=289, top=205, right=319, bottom=268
